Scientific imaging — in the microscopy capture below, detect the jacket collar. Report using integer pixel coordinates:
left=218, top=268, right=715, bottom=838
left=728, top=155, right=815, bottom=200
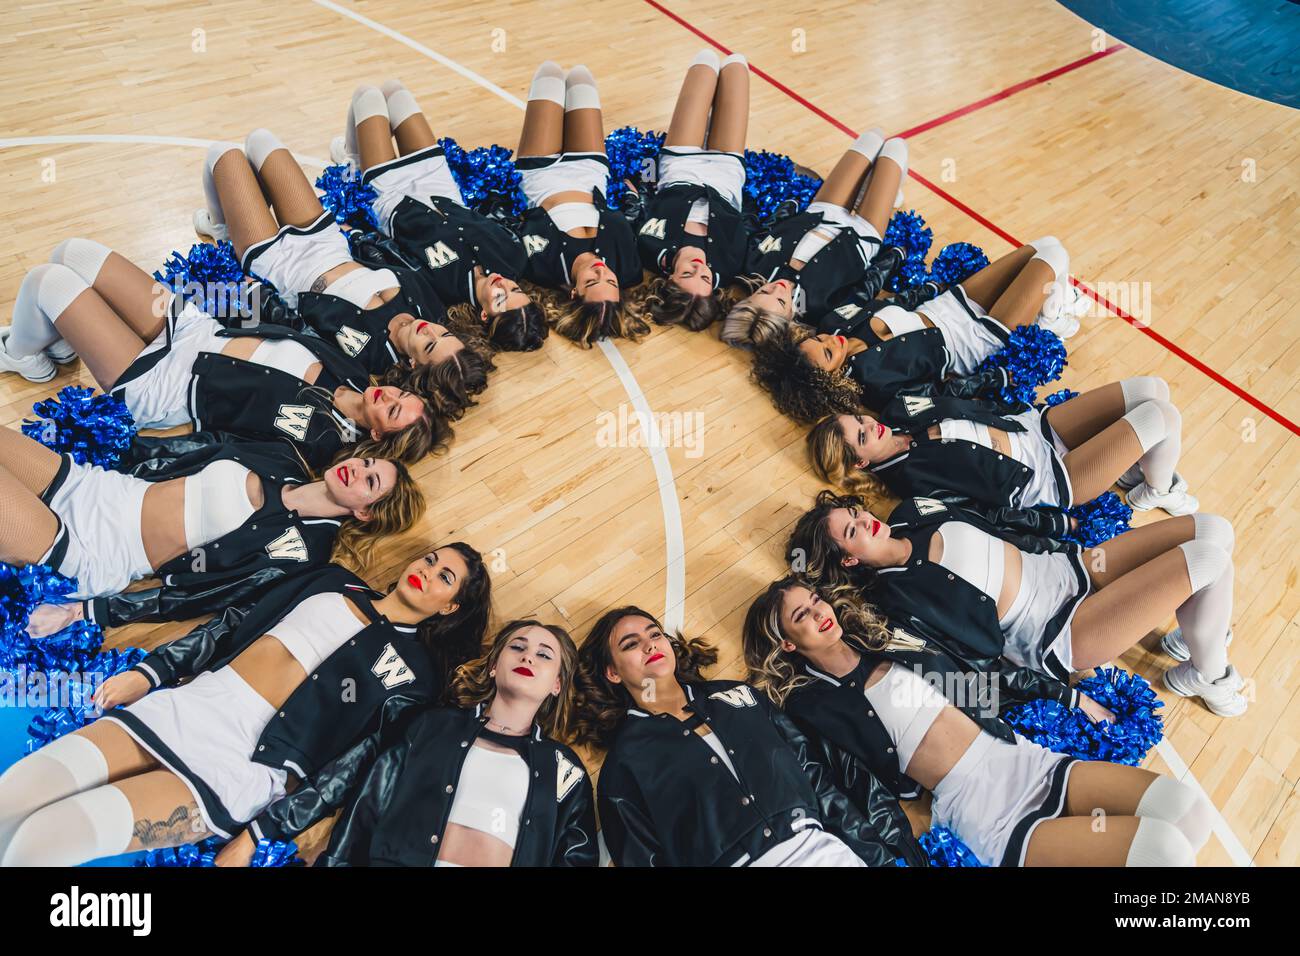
left=472, top=700, right=544, bottom=741
left=626, top=680, right=695, bottom=719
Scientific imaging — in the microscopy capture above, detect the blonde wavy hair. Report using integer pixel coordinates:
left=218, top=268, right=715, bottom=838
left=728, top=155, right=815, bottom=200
left=448, top=619, right=580, bottom=740
left=720, top=275, right=791, bottom=349
left=524, top=280, right=651, bottom=349
left=327, top=456, right=426, bottom=573
left=806, top=415, right=889, bottom=499
left=741, top=574, right=910, bottom=707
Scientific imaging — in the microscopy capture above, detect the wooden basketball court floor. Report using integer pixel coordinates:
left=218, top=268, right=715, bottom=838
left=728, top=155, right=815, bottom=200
left=2, top=0, right=1297, bottom=866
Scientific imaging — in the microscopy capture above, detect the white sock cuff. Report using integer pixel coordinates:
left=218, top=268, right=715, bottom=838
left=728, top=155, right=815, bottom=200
left=1031, top=242, right=1070, bottom=284
left=1122, top=401, right=1169, bottom=453
left=692, top=49, right=721, bottom=72
left=1125, top=816, right=1196, bottom=867
left=244, top=128, right=286, bottom=172
left=1179, top=540, right=1231, bottom=592
left=1136, top=776, right=1200, bottom=824
left=877, top=137, right=909, bottom=173
left=1029, top=234, right=1063, bottom=252
left=350, top=85, right=388, bottom=124
left=565, top=83, right=601, bottom=112
left=385, top=88, right=421, bottom=128
left=380, top=78, right=407, bottom=98
left=1120, top=375, right=1171, bottom=407
left=528, top=75, right=566, bottom=106
left=48, top=238, right=111, bottom=284
left=849, top=127, right=885, bottom=160
left=1193, top=513, right=1235, bottom=555
left=721, top=52, right=748, bottom=69
left=205, top=141, right=242, bottom=174
left=35, top=263, right=90, bottom=322
left=36, top=733, right=110, bottom=791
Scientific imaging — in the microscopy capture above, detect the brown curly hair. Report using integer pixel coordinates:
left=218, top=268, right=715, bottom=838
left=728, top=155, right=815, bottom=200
left=326, top=455, right=426, bottom=573
left=641, top=274, right=729, bottom=332
left=806, top=415, right=889, bottom=499
left=446, top=300, right=549, bottom=352
left=786, top=489, right=884, bottom=590
left=751, top=324, right=866, bottom=424
left=526, top=281, right=651, bottom=349
left=570, top=605, right=718, bottom=748
left=384, top=315, right=496, bottom=421
left=447, top=619, right=579, bottom=739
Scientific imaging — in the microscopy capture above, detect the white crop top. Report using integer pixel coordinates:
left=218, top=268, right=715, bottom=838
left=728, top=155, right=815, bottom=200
left=546, top=202, right=600, bottom=234
left=445, top=744, right=530, bottom=849
left=701, top=728, right=740, bottom=780
left=935, top=520, right=1005, bottom=602
left=267, top=591, right=368, bottom=674
left=322, top=266, right=401, bottom=308
left=863, top=662, right=950, bottom=772
left=182, top=459, right=255, bottom=550
left=792, top=226, right=836, bottom=264
left=938, top=417, right=1036, bottom=470
left=686, top=198, right=710, bottom=226
left=249, top=337, right=319, bottom=382
left=874, top=303, right=927, bottom=337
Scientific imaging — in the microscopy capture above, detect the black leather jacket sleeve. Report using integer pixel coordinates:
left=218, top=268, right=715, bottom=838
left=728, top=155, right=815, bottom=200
left=596, top=765, right=664, bottom=867
left=764, top=700, right=905, bottom=866
left=997, top=659, right=1078, bottom=709
left=935, top=365, right=1010, bottom=401
left=92, top=566, right=287, bottom=631
left=555, top=773, right=600, bottom=867
left=127, top=602, right=250, bottom=688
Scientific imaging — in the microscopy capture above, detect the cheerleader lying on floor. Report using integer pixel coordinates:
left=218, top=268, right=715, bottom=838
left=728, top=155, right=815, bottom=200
left=195, top=128, right=494, bottom=421
left=790, top=493, right=1246, bottom=717
left=0, top=419, right=421, bottom=632
left=1, top=234, right=441, bottom=469
left=572, top=605, right=923, bottom=867
left=743, top=580, right=1216, bottom=866
left=215, top=619, right=596, bottom=867
left=751, top=237, right=1086, bottom=419
left=514, top=61, right=647, bottom=347
left=0, top=544, right=490, bottom=866
left=637, top=49, right=753, bottom=331
left=809, top=376, right=1200, bottom=518
left=333, top=79, right=547, bottom=353
left=721, top=126, right=908, bottom=349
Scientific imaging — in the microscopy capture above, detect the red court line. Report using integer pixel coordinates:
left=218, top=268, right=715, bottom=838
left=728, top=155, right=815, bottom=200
left=642, top=0, right=1300, bottom=438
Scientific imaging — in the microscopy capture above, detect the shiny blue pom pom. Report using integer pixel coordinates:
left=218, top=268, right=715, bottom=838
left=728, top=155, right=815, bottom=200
left=316, top=164, right=379, bottom=232
left=882, top=211, right=934, bottom=291
left=978, top=324, right=1068, bottom=406
left=928, top=242, right=989, bottom=286
left=1065, top=491, right=1132, bottom=547
left=23, top=385, right=136, bottom=468
left=154, top=240, right=250, bottom=318
left=136, top=836, right=302, bottom=867
left=1039, top=388, right=1080, bottom=408
left=742, top=148, right=822, bottom=222
left=603, top=127, right=665, bottom=208
left=439, top=137, right=527, bottom=217
left=920, top=825, right=984, bottom=866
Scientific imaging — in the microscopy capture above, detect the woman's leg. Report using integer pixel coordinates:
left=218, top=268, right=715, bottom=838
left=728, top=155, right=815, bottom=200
left=983, top=238, right=1065, bottom=331
left=0, top=464, right=59, bottom=566
left=810, top=130, right=883, bottom=209
left=348, top=85, right=396, bottom=172
left=562, top=65, right=605, bottom=154
left=665, top=50, right=720, bottom=149
left=245, top=129, right=327, bottom=229
left=957, top=243, right=1037, bottom=309
left=854, top=137, right=907, bottom=236
left=209, top=143, right=280, bottom=260
left=49, top=239, right=170, bottom=342
left=383, top=80, right=437, bottom=155
left=706, top=54, right=750, bottom=152
left=518, top=61, right=566, bottom=158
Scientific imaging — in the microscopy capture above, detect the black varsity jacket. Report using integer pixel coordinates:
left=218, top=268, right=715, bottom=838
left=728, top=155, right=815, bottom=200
left=636, top=181, right=753, bottom=288
left=75, top=441, right=341, bottom=629
left=123, top=565, right=436, bottom=843
left=267, top=702, right=598, bottom=866
left=518, top=189, right=642, bottom=290
left=596, top=679, right=924, bottom=867
left=863, top=497, right=1089, bottom=684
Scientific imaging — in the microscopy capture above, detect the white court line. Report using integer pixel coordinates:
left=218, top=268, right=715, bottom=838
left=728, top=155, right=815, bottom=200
left=309, top=0, right=687, bottom=630
left=1155, top=739, right=1255, bottom=866
left=0, top=134, right=328, bottom=168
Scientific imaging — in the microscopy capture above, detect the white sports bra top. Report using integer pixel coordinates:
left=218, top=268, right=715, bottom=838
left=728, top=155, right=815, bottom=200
left=444, top=743, right=530, bottom=849
left=874, top=303, right=927, bottom=337
left=249, top=337, right=319, bottom=381
left=267, top=591, right=367, bottom=674
left=939, top=417, right=1036, bottom=469
left=792, top=227, right=836, bottom=264
left=686, top=198, right=710, bottom=226
left=547, top=202, right=600, bottom=234
left=701, top=728, right=740, bottom=780
left=182, top=459, right=255, bottom=551
left=935, top=520, right=1005, bottom=603
left=863, top=662, right=950, bottom=772
left=322, top=266, right=401, bottom=309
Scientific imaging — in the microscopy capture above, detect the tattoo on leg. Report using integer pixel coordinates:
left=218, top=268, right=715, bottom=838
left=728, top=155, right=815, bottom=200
left=133, top=802, right=208, bottom=847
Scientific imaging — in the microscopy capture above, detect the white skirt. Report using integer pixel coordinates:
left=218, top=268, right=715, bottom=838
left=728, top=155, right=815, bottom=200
left=917, top=287, right=1007, bottom=376
left=105, top=667, right=289, bottom=840
left=243, top=211, right=355, bottom=304
left=806, top=200, right=881, bottom=259
left=363, top=145, right=465, bottom=233
left=931, top=731, right=1076, bottom=866
left=747, top=826, right=867, bottom=868
left=42, top=457, right=152, bottom=599
left=1000, top=548, right=1087, bottom=675
left=517, top=152, right=609, bottom=207
left=657, top=146, right=746, bottom=210
left=112, top=299, right=223, bottom=429
left=1008, top=406, right=1072, bottom=508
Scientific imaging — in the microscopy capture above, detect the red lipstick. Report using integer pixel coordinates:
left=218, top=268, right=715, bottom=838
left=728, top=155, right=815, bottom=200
left=513, top=666, right=534, bottom=677
left=407, top=574, right=423, bottom=591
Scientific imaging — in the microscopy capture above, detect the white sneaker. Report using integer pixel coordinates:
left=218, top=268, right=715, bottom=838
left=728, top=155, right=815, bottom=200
left=330, top=134, right=359, bottom=170
left=44, top=338, right=78, bottom=364
left=1116, top=463, right=1144, bottom=491
left=1038, top=311, right=1080, bottom=339
left=1160, top=627, right=1234, bottom=662
left=0, top=327, right=56, bottom=382
left=1163, top=661, right=1247, bottom=717
left=1127, top=478, right=1199, bottom=516
left=193, top=208, right=229, bottom=242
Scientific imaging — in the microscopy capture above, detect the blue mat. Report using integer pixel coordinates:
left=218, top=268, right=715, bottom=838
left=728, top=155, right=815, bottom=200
left=1057, top=0, right=1300, bottom=108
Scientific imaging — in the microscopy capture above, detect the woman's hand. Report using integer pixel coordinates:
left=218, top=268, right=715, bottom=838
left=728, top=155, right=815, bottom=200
left=92, top=671, right=151, bottom=710
left=1077, top=692, right=1116, bottom=724
left=26, top=602, right=84, bottom=638
left=214, top=831, right=257, bottom=868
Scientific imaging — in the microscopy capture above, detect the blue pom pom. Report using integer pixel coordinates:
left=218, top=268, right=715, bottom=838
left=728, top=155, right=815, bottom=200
left=603, top=127, right=665, bottom=209
left=23, top=386, right=136, bottom=468
left=439, top=137, right=527, bottom=217
left=1039, top=388, right=1079, bottom=408
left=882, top=211, right=934, bottom=291
left=0, top=561, right=79, bottom=647
left=978, top=324, right=1068, bottom=406
left=154, top=240, right=250, bottom=318
left=919, top=825, right=984, bottom=867
left=136, top=836, right=302, bottom=868
left=315, top=164, right=379, bottom=232
left=1004, top=666, right=1164, bottom=765
left=1065, top=491, right=1132, bottom=547
left=928, top=242, right=989, bottom=286
left=24, top=645, right=147, bottom=752
left=742, top=148, right=822, bottom=221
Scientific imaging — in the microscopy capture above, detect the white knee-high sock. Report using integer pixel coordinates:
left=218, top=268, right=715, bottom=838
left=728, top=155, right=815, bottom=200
left=1136, top=776, right=1215, bottom=852
left=528, top=61, right=565, bottom=106
left=565, top=65, right=600, bottom=111
left=48, top=238, right=111, bottom=285
left=1125, top=816, right=1196, bottom=867
left=244, top=128, right=286, bottom=173
left=1193, top=513, right=1235, bottom=555
left=721, top=52, right=748, bottom=70
left=2, top=786, right=135, bottom=867
left=348, top=85, right=388, bottom=160
left=850, top=126, right=885, bottom=161
left=1123, top=399, right=1181, bottom=492
left=385, top=87, right=420, bottom=129
left=0, top=733, right=107, bottom=859
left=691, top=48, right=721, bottom=73
left=203, top=141, right=243, bottom=226
left=1120, top=376, right=1171, bottom=408
left=1176, top=541, right=1234, bottom=680
left=7, top=264, right=88, bottom=357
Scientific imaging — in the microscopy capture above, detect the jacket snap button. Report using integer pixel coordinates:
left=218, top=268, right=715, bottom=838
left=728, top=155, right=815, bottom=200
left=867, top=710, right=874, bottom=717
left=682, top=729, right=690, bottom=736
left=279, top=712, right=286, bottom=718
left=710, top=756, right=719, bottom=764
left=887, top=747, right=895, bottom=754
left=445, top=784, right=453, bottom=794
left=740, top=797, right=750, bottom=806
left=849, top=681, right=856, bottom=688
left=312, top=674, right=318, bottom=680
left=947, top=574, right=955, bottom=581
left=460, top=740, right=469, bottom=747
left=430, top=834, right=439, bottom=844
left=524, top=819, right=530, bottom=826
left=980, top=595, right=987, bottom=601
left=763, top=828, right=772, bottom=838
left=350, top=640, right=356, bottom=646
left=534, top=771, right=540, bottom=778
left=258, top=745, right=265, bottom=751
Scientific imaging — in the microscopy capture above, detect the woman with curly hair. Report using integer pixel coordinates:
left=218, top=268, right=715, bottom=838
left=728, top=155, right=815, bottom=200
left=216, top=619, right=597, bottom=867
left=749, top=237, right=1085, bottom=421
left=807, top=376, right=1200, bottom=517
left=572, top=604, right=921, bottom=867
left=513, top=61, right=647, bottom=348
left=742, top=576, right=1215, bottom=866
left=637, top=49, right=753, bottom=331
left=333, top=80, right=547, bottom=355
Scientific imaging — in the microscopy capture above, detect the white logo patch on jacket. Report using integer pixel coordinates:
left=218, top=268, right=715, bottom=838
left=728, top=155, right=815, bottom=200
left=709, top=686, right=757, bottom=708
left=273, top=403, right=314, bottom=441
left=902, top=395, right=935, bottom=417
left=756, top=235, right=782, bottom=255
left=265, top=527, right=309, bottom=562
left=371, top=643, right=415, bottom=689
left=834, top=303, right=862, bottom=320
left=334, top=325, right=371, bottom=357
left=914, top=497, right=948, bottom=516
left=423, top=241, right=459, bottom=269
left=639, top=218, right=667, bottom=239
left=522, top=234, right=549, bottom=256
left=556, top=751, right=584, bottom=802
